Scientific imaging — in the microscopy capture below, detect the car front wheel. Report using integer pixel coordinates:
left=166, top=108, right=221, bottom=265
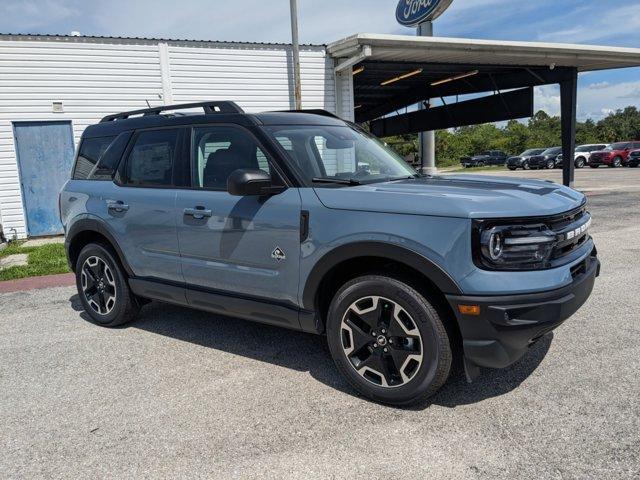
left=546, top=159, right=555, bottom=169
left=326, top=275, right=452, bottom=406
left=75, top=243, right=140, bottom=327
left=611, top=156, right=622, bottom=168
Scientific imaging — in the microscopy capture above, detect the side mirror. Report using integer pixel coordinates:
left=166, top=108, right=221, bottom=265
left=227, top=169, right=275, bottom=196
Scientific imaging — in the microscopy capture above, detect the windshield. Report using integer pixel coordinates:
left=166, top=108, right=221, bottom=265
left=542, top=147, right=562, bottom=155
left=576, top=145, right=597, bottom=152
left=520, top=149, right=544, bottom=156
left=607, top=142, right=630, bottom=150
left=264, top=124, right=417, bottom=185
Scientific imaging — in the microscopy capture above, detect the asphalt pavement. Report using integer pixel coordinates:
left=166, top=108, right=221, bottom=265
left=1, top=167, right=638, bottom=479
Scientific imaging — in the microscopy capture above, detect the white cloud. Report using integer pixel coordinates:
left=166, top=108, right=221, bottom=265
left=578, top=80, right=640, bottom=120
left=534, top=85, right=561, bottom=117
left=540, top=4, right=640, bottom=44
left=588, top=82, right=611, bottom=90
left=2, top=0, right=77, bottom=31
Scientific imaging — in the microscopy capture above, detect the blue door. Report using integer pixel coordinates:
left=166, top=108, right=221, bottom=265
left=13, top=121, right=75, bottom=236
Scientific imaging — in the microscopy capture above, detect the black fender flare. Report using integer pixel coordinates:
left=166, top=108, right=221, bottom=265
left=301, top=241, right=462, bottom=310
left=65, top=216, right=134, bottom=275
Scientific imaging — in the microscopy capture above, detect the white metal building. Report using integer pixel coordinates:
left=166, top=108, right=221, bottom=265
left=1, top=33, right=640, bottom=238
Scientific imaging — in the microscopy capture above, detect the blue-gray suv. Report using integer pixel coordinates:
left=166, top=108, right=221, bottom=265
left=60, top=101, right=599, bottom=405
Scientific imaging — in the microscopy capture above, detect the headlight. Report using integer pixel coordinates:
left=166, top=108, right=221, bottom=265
left=478, top=225, right=556, bottom=269
left=473, top=211, right=592, bottom=271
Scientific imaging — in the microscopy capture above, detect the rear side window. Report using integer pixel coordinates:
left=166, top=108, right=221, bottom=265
left=73, top=133, right=132, bottom=180
left=74, top=136, right=114, bottom=180
left=124, top=129, right=179, bottom=186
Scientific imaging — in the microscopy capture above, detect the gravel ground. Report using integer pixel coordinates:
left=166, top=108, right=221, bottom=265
left=1, top=168, right=639, bottom=479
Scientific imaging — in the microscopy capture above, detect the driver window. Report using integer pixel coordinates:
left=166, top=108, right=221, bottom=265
left=192, top=126, right=271, bottom=190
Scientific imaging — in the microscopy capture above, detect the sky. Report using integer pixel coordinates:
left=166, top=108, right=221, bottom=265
left=2, top=0, right=639, bottom=121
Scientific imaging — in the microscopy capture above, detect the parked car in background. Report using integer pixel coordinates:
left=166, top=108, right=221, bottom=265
left=556, top=144, right=609, bottom=169
left=529, top=147, right=563, bottom=169
left=506, top=148, right=546, bottom=170
left=461, top=150, right=508, bottom=168
left=627, top=149, right=640, bottom=167
left=589, top=141, right=640, bottom=167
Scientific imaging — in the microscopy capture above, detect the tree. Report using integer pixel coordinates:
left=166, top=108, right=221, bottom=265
left=378, top=105, right=640, bottom=168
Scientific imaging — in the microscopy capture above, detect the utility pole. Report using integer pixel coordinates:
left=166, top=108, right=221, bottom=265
left=417, top=21, right=436, bottom=175
left=290, top=0, right=302, bottom=110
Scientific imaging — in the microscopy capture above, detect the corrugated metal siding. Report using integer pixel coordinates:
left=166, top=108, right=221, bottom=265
left=167, top=44, right=335, bottom=112
left=0, top=38, right=336, bottom=238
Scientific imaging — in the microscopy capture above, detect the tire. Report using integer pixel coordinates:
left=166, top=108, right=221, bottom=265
left=477, top=162, right=485, bottom=167
left=523, top=161, right=530, bottom=170
left=611, top=156, right=622, bottom=168
left=546, top=159, right=556, bottom=169
left=575, top=157, right=586, bottom=169
left=508, top=166, right=517, bottom=171
left=75, top=242, right=140, bottom=327
left=590, top=164, right=599, bottom=168
left=326, top=275, right=452, bottom=406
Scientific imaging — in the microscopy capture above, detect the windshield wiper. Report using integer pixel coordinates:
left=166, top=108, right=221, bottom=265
left=312, top=177, right=361, bottom=186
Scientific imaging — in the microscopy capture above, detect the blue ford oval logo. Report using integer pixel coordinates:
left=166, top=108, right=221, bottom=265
left=396, top=0, right=454, bottom=26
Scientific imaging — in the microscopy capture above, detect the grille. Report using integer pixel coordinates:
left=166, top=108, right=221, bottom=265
left=547, top=207, right=590, bottom=261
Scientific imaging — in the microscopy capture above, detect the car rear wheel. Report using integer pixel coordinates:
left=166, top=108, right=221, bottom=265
left=76, top=243, right=140, bottom=327
left=611, top=156, right=622, bottom=168
left=575, top=157, right=586, bottom=168
left=326, top=275, right=452, bottom=406
left=590, top=164, right=599, bottom=168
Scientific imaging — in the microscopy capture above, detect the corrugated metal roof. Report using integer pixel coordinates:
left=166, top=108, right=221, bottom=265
left=327, top=34, right=640, bottom=72
left=0, top=33, right=324, bottom=48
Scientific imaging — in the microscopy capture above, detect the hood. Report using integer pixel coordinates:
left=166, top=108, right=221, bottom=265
left=313, top=175, right=585, bottom=219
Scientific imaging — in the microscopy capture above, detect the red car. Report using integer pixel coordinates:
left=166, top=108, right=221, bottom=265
left=589, top=141, right=640, bottom=168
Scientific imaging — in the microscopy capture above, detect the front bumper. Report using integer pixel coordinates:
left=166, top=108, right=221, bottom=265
left=447, top=250, right=599, bottom=373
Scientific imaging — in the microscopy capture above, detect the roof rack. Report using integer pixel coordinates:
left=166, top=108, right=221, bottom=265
left=100, top=101, right=244, bottom=122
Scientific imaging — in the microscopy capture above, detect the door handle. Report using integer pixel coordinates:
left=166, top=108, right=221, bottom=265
left=107, top=200, right=129, bottom=212
left=184, top=206, right=212, bottom=219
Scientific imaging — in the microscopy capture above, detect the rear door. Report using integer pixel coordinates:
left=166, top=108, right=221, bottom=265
left=175, top=125, right=302, bottom=313
left=104, top=127, right=185, bottom=283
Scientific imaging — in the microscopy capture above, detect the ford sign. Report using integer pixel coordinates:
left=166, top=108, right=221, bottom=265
left=396, top=0, right=454, bottom=26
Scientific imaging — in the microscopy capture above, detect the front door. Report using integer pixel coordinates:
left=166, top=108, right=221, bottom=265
left=175, top=125, right=302, bottom=315
left=13, top=121, right=75, bottom=236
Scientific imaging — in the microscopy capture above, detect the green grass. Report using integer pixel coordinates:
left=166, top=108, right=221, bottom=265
left=447, top=164, right=509, bottom=173
left=0, top=242, right=70, bottom=281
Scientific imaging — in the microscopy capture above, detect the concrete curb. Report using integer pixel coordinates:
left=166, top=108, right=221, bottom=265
left=0, top=272, right=75, bottom=293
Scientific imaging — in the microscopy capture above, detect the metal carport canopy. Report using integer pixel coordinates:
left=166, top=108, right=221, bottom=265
left=327, top=34, right=640, bottom=187
left=327, top=33, right=640, bottom=72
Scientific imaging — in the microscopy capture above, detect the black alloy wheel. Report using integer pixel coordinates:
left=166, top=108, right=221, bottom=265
left=75, top=243, right=140, bottom=327
left=327, top=275, right=452, bottom=406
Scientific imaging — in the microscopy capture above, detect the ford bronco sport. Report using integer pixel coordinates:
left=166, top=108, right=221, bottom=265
left=60, top=101, right=599, bottom=406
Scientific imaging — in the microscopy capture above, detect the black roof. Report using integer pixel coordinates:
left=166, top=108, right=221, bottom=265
left=83, top=102, right=346, bottom=138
